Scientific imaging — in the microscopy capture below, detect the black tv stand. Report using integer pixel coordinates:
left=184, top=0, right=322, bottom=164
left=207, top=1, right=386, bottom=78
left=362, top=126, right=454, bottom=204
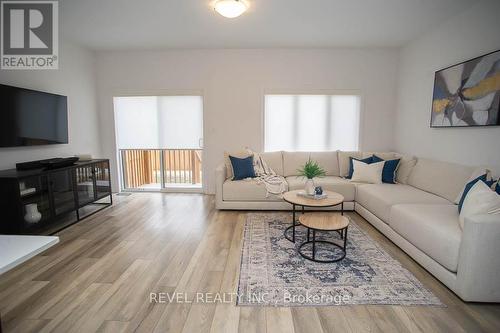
left=0, top=159, right=112, bottom=235
left=16, top=157, right=79, bottom=171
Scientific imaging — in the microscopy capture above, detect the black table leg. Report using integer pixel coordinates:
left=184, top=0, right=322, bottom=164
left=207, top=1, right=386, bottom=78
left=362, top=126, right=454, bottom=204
left=343, top=227, right=348, bottom=251
left=312, top=229, right=316, bottom=260
left=298, top=226, right=348, bottom=263
left=285, top=203, right=304, bottom=243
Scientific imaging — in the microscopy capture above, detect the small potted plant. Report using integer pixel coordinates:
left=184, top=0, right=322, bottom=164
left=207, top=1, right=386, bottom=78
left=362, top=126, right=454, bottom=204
left=297, top=159, right=326, bottom=195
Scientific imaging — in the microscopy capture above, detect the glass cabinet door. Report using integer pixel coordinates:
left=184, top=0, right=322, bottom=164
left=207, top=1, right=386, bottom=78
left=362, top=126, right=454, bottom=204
left=49, top=169, right=76, bottom=215
left=75, top=165, right=95, bottom=206
left=94, top=161, right=111, bottom=199
left=19, top=175, right=51, bottom=227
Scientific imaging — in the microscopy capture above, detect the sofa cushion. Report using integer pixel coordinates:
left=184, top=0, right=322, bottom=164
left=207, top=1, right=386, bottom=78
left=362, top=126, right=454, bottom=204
left=407, top=158, right=475, bottom=202
left=310, top=151, right=340, bottom=176
left=260, top=151, right=284, bottom=176
left=356, top=183, right=451, bottom=222
left=286, top=176, right=356, bottom=201
left=223, top=179, right=282, bottom=201
left=338, top=151, right=362, bottom=177
left=283, top=152, right=311, bottom=177
left=393, top=154, right=417, bottom=184
left=390, top=204, right=462, bottom=272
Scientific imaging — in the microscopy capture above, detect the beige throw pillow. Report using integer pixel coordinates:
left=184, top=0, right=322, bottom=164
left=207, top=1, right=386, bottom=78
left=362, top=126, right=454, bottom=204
left=350, top=160, right=385, bottom=184
left=394, top=154, right=417, bottom=184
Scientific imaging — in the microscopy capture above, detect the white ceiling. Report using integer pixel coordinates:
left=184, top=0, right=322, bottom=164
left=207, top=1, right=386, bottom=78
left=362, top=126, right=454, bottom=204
left=60, top=0, right=474, bottom=50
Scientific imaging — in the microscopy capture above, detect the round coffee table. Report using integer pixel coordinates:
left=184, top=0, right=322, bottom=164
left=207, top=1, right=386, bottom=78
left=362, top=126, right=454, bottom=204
left=298, top=213, right=350, bottom=263
left=282, top=190, right=344, bottom=243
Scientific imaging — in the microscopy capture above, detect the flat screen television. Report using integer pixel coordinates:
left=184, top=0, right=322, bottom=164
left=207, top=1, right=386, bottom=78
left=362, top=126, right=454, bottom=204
left=0, top=84, right=68, bottom=147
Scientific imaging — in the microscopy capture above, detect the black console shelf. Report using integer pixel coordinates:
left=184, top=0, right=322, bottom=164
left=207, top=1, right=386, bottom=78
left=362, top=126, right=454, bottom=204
left=0, top=159, right=112, bottom=235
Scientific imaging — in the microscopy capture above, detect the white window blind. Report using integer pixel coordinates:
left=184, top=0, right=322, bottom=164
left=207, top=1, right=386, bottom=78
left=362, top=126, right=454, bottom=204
left=264, top=94, right=360, bottom=152
left=113, top=96, right=203, bottom=149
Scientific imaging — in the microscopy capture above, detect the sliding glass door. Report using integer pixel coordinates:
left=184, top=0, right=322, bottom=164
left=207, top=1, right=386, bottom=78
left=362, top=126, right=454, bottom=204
left=114, top=95, right=203, bottom=192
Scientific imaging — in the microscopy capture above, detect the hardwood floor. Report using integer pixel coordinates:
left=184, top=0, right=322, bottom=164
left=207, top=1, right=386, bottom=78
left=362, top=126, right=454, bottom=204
left=1, top=193, right=499, bottom=332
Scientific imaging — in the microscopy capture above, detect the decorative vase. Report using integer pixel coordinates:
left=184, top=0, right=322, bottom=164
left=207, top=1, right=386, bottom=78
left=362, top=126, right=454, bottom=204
left=305, top=179, right=315, bottom=195
left=24, top=203, right=42, bottom=224
left=315, top=186, right=323, bottom=195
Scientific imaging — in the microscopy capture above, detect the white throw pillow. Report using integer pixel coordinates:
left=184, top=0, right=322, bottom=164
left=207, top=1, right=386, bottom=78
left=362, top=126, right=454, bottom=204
left=459, top=181, right=500, bottom=229
left=454, top=167, right=491, bottom=204
left=350, top=160, right=384, bottom=184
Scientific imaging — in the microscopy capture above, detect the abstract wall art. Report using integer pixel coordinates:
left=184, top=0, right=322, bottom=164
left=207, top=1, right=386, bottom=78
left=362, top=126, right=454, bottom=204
left=431, top=49, right=500, bottom=127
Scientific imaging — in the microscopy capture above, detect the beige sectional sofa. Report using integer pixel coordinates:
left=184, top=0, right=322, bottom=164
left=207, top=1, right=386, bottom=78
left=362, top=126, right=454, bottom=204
left=215, top=150, right=500, bottom=302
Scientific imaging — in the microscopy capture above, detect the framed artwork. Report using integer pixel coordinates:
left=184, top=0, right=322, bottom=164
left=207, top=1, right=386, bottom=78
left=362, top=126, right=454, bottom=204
left=431, top=49, right=500, bottom=127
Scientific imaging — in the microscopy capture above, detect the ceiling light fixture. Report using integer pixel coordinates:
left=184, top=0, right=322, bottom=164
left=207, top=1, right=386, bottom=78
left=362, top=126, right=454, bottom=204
left=214, top=0, right=248, bottom=18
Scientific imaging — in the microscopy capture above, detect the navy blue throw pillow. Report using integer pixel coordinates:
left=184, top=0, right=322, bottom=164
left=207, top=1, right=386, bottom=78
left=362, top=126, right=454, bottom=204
left=229, top=155, right=255, bottom=180
left=371, top=155, right=401, bottom=184
left=496, top=181, right=500, bottom=195
left=347, top=156, right=373, bottom=179
left=484, top=179, right=495, bottom=188
left=458, top=174, right=487, bottom=213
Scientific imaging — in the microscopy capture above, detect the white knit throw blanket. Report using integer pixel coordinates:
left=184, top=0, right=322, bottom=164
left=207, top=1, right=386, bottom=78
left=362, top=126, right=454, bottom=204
left=248, top=149, right=288, bottom=197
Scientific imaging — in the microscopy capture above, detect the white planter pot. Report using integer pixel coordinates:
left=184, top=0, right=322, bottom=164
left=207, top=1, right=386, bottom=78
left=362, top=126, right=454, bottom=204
left=305, top=179, right=315, bottom=195
left=24, top=203, right=42, bottom=224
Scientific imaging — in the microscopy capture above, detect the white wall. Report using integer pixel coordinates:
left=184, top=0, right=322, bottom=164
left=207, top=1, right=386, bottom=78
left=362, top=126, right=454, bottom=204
left=395, top=0, right=500, bottom=173
left=96, top=48, right=399, bottom=193
left=0, top=42, right=101, bottom=169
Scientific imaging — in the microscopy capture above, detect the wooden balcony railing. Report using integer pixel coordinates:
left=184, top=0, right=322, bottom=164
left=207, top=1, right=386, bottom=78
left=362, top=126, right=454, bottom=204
left=120, top=149, right=202, bottom=189
left=75, top=163, right=109, bottom=183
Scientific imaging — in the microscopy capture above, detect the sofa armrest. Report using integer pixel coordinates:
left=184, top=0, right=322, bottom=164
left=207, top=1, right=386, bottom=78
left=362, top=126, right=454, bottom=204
left=456, top=214, right=500, bottom=301
left=215, top=164, right=227, bottom=209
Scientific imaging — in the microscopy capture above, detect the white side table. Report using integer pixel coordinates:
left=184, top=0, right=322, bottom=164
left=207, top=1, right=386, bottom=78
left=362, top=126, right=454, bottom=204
left=0, top=235, right=59, bottom=332
left=0, top=235, right=59, bottom=275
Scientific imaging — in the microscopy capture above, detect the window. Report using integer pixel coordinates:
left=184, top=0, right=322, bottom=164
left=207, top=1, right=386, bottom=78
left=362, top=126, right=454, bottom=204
left=264, top=94, right=360, bottom=152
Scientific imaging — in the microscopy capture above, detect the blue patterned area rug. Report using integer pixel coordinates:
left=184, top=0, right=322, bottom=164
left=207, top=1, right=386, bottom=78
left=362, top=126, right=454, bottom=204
left=237, top=213, right=443, bottom=307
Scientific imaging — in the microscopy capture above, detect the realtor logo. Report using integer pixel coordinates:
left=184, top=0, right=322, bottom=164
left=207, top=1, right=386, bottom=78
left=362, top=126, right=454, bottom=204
left=1, top=0, right=58, bottom=69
